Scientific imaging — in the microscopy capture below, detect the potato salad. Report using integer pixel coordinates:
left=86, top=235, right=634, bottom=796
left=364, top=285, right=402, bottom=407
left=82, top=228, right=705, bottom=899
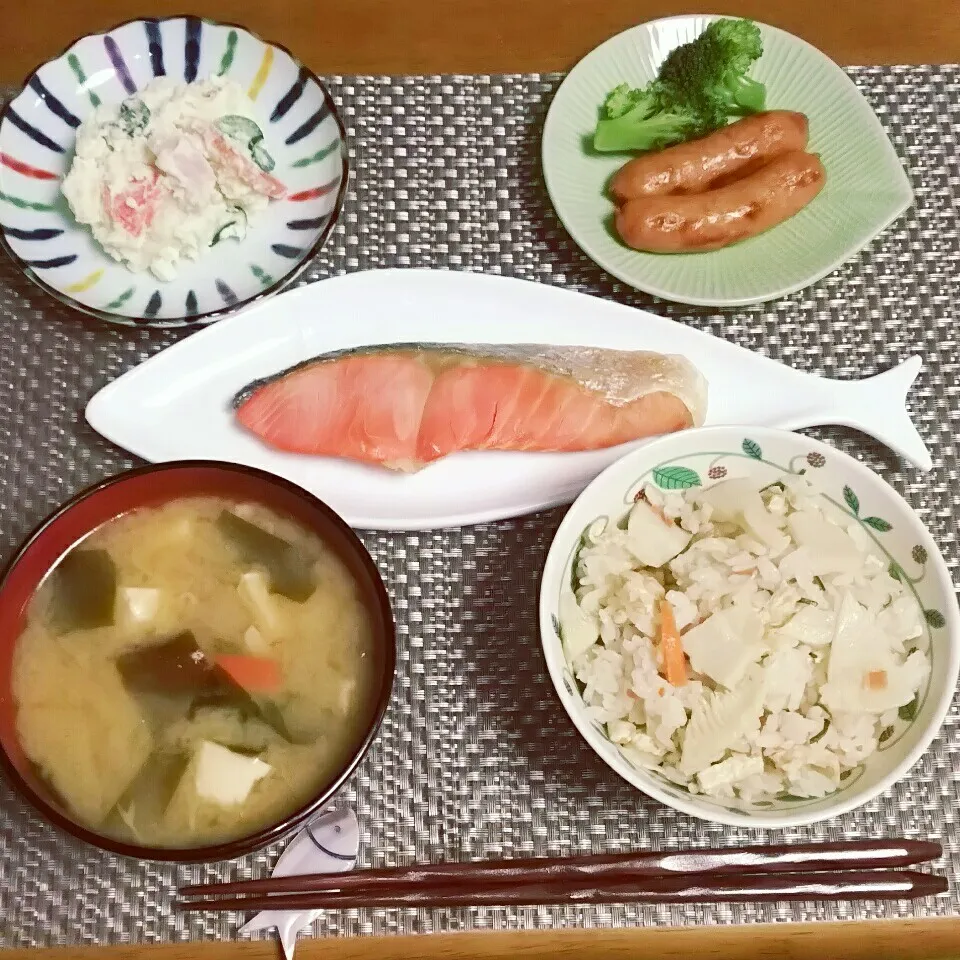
left=62, top=77, right=286, bottom=281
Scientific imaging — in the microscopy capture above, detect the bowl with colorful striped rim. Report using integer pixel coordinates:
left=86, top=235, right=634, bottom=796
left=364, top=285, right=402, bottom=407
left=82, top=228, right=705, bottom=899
left=0, top=16, right=348, bottom=326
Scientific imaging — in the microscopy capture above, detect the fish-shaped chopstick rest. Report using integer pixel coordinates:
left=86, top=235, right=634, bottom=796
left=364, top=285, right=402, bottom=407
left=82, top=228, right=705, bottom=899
left=239, top=807, right=359, bottom=960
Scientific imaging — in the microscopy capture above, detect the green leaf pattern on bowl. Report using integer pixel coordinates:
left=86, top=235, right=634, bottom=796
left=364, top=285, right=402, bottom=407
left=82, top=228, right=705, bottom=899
left=742, top=438, right=763, bottom=460
left=652, top=465, right=701, bottom=490
left=843, top=485, right=861, bottom=516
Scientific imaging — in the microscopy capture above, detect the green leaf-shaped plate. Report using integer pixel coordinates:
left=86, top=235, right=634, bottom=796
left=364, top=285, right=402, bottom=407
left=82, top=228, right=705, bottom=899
left=541, top=15, right=914, bottom=306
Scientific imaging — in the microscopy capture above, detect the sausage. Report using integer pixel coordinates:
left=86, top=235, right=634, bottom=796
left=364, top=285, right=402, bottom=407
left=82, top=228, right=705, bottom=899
left=614, top=150, right=826, bottom=254
left=609, top=111, right=809, bottom=202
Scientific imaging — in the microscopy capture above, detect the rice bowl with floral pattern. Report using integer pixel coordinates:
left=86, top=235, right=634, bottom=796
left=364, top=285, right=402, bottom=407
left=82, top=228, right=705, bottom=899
left=539, top=426, right=959, bottom=828
left=0, top=16, right=347, bottom=326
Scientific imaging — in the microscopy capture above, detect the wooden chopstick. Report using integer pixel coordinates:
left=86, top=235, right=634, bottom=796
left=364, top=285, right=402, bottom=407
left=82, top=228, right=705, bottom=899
left=179, top=838, right=941, bottom=897
left=177, top=869, right=946, bottom=911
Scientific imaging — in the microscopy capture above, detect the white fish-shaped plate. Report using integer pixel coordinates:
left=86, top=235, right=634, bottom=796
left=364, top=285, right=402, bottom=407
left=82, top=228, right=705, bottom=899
left=239, top=807, right=358, bottom=960
left=86, top=268, right=932, bottom=530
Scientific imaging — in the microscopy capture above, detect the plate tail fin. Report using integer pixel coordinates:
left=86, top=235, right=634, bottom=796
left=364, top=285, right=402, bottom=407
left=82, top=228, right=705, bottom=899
left=836, top=356, right=931, bottom=472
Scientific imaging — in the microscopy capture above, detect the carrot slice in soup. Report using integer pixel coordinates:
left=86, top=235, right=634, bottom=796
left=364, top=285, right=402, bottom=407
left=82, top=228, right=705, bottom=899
left=215, top=653, right=282, bottom=693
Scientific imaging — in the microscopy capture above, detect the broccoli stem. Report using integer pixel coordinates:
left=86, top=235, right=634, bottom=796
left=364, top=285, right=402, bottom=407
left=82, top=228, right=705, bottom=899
left=593, top=107, right=695, bottom=153
left=730, top=76, right=767, bottom=114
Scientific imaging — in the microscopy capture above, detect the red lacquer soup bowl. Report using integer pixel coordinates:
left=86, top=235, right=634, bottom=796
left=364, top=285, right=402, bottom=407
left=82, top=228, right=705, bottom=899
left=0, top=461, right=395, bottom=862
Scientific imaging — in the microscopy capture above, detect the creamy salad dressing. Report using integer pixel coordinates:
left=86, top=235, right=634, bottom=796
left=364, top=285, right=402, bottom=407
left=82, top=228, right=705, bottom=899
left=62, top=77, right=286, bottom=281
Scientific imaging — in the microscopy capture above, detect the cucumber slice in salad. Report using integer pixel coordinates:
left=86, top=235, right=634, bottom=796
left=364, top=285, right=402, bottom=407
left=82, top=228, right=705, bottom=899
left=118, top=99, right=150, bottom=136
left=216, top=114, right=264, bottom=145
left=250, top=141, right=276, bottom=173
left=216, top=115, right=277, bottom=172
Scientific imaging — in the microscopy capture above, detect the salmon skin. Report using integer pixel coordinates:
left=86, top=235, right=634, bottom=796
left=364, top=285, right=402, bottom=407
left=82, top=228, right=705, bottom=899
left=234, top=342, right=708, bottom=472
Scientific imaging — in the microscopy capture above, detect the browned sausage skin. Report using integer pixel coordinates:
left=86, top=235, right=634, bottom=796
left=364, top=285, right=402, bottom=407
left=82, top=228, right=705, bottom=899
left=614, top=150, right=826, bottom=254
left=609, top=111, right=809, bottom=202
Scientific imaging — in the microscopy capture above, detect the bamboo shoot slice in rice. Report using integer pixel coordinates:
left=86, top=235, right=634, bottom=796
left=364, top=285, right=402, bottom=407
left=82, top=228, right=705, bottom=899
left=772, top=709, right=825, bottom=745
left=681, top=606, right=766, bottom=689
left=742, top=499, right=790, bottom=554
left=820, top=592, right=930, bottom=713
left=695, top=478, right=788, bottom=552
left=679, top=669, right=766, bottom=775
left=770, top=605, right=836, bottom=648
left=826, top=592, right=874, bottom=677
left=878, top=596, right=925, bottom=641
left=620, top=733, right=668, bottom=770
left=559, top=590, right=600, bottom=661
left=626, top=499, right=692, bottom=567
left=761, top=647, right=814, bottom=712
left=693, top=478, right=760, bottom=521
left=785, top=511, right=862, bottom=575
left=697, top=753, right=764, bottom=794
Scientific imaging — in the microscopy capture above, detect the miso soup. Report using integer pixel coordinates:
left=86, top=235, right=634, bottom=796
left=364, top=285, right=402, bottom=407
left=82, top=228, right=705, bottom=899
left=12, top=497, right=379, bottom=848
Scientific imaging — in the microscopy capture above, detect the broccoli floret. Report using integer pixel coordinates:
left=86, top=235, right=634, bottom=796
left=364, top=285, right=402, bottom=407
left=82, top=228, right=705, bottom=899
left=602, top=83, right=657, bottom=120
left=705, top=17, right=764, bottom=73
left=592, top=17, right=766, bottom=153
left=658, top=18, right=766, bottom=117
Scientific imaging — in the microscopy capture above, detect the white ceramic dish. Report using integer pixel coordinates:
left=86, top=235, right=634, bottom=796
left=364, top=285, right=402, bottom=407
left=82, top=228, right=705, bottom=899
left=539, top=425, right=959, bottom=828
left=86, top=269, right=932, bottom=530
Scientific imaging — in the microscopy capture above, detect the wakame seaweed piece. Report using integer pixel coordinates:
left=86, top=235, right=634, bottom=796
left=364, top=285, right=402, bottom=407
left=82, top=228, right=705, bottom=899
left=118, top=98, right=150, bottom=136
left=116, top=631, right=225, bottom=696
left=51, top=548, right=117, bottom=630
left=114, top=750, right=190, bottom=825
left=187, top=696, right=271, bottom=754
left=253, top=695, right=302, bottom=743
left=134, top=690, right=197, bottom=733
left=189, top=687, right=298, bottom=744
left=214, top=742, right=264, bottom=758
left=216, top=114, right=264, bottom=146
left=216, top=511, right=315, bottom=602
left=187, top=688, right=253, bottom=720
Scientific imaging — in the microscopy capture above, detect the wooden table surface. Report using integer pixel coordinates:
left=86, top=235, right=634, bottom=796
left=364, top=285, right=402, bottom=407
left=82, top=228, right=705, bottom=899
left=3, top=918, right=960, bottom=960
left=1, top=0, right=958, bottom=84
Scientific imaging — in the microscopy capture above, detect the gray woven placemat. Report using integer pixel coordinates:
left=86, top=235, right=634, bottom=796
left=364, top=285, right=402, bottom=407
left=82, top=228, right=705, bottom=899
left=0, top=66, right=959, bottom=947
